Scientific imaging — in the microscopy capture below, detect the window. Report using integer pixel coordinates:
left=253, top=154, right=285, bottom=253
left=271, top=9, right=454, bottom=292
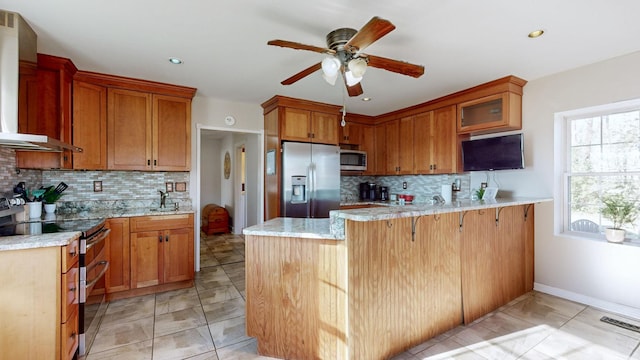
left=559, top=99, right=640, bottom=243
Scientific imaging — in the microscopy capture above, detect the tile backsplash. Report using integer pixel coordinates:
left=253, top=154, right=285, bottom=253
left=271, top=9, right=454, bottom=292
left=1, top=148, right=191, bottom=212
left=341, top=173, right=471, bottom=203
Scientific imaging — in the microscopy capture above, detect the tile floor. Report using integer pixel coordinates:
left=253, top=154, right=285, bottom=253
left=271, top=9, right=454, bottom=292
left=85, top=232, right=640, bottom=360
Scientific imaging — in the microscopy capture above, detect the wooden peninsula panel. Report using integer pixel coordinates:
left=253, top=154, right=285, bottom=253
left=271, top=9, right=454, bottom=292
left=460, top=205, right=531, bottom=324
left=346, top=214, right=462, bottom=359
left=246, top=235, right=348, bottom=359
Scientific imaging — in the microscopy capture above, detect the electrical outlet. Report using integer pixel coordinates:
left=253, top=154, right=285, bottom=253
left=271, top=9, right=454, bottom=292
left=93, top=181, right=102, bottom=192
left=481, top=182, right=488, bottom=189
left=403, top=182, right=407, bottom=189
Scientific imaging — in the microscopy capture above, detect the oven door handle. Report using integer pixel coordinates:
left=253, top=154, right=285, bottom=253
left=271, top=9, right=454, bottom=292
left=86, top=228, right=111, bottom=251
left=85, top=260, right=109, bottom=289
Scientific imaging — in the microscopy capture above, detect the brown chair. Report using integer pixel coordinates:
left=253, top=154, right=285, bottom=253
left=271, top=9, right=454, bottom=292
left=571, top=219, right=600, bottom=233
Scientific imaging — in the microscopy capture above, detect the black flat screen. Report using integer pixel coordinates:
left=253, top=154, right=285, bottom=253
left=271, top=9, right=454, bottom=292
left=461, top=133, right=524, bottom=171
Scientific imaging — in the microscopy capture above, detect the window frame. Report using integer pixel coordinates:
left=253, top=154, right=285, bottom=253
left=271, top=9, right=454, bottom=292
left=555, top=98, right=640, bottom=244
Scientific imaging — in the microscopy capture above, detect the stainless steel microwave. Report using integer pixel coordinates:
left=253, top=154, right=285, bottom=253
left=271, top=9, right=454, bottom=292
left=340, top=150, right=367, bottom=171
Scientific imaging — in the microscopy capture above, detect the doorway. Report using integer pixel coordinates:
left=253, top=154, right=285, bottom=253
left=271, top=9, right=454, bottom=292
left=195, top=125, right=263, bottom=272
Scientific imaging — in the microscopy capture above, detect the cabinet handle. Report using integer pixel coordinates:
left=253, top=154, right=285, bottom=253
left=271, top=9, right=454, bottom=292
left=69, top=286, right=76, bottom=292
left=154, top=159, right=157, bottom=166
left=158, top=235, right=162, bottom=243
left=433, top=164, right=437, bottom=170
left=148, top=159, right=151, bottom=166
left=165, top=235, right=169, bottom=242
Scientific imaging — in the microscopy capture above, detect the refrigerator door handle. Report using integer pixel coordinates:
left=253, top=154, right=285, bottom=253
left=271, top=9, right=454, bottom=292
left=309, top=162, right=316, bottom=216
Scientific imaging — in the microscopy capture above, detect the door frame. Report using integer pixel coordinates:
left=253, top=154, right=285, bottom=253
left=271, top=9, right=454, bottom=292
left=195, top=124, right=264, bottom=272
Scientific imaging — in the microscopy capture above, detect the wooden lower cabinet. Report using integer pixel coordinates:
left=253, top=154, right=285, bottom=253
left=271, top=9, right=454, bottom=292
left=0, top=239, right=80, bottom=360
left=106, top=214, right=194, bottom=300
left=130, top=214, right=194, bottom=290
left=106, top=218, right=130, bottom=293
left=246, top=204, right=535, bottom=359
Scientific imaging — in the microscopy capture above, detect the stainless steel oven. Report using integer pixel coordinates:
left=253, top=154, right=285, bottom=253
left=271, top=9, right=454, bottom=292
left=78, top=220, right=110, bottom=356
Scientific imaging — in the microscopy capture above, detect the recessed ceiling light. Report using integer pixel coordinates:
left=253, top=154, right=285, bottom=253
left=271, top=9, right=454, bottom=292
left=362, top=97, right=372, bottom=102
left=169, top=57, right=183, bottom=64
left=528, top=29, right=544, bottom=38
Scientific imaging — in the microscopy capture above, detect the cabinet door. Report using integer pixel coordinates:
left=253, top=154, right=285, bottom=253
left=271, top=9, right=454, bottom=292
left=384, top=120, right=400, bottom=174
left=311, top=112, right=339, bottom=145
left=360, top=125, right=376, bottom=175
left=163, top=227, right=194, bottom=283
left=281, top=108, right=312, bottom=142
left=106, top=218, right=130, bottom=293
left=413, top=111, right=433, bottom=174
left=339, top=122, right=362, bottom=145
left=130, top=231, right=162, bottom=288
left=457, top=92, right=521, bottom=134
left=107, top=88, right=152, bottom=170
left=397, top=116, right=414, bottom=175
left=73, top=81, right=107, bottom=170
left=431, top=105, right=457, bottom=174
left=153, top=95, right=191, bottom=171
left=374, top=124, right=387, bottom=175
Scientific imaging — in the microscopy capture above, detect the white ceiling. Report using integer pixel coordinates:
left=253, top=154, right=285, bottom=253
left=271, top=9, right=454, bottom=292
left=2, top=0, right=640, bottom=116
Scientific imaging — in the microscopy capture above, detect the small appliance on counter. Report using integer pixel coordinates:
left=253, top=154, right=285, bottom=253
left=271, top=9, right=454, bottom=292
left=380, top=186, right=389, bottom=201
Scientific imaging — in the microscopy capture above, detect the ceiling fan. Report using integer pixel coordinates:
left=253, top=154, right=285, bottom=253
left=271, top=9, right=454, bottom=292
left=268, top=16, right=425, bottom=97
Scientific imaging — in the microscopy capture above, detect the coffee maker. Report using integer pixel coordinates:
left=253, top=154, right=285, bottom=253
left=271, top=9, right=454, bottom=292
left=359, top=182, right=370, bottom=200
left=380, top=186, right=389, bottom=201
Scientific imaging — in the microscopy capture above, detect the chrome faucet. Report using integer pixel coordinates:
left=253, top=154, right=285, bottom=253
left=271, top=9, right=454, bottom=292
left=159, top=190, right=168, bottom=208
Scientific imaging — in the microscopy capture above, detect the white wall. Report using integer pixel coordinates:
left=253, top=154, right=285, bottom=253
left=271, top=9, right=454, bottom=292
left=199, top=137, right=222, bottom=209
left=497, top=50, right=640, bottom=316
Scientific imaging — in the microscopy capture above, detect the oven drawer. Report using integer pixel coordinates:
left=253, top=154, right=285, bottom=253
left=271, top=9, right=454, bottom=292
left=61, top=307, right=79, bottom=360
left=62, top=266, right=79, bottom=322
left=61, top=238, right=80, bottom=272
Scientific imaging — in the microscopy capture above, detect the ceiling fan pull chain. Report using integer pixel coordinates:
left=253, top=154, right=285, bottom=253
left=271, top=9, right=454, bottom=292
left=341, top=85, right=347, bottom=127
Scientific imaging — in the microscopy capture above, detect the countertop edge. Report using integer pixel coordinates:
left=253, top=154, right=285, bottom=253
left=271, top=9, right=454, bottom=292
left=0, top=232, right=81, bottom=252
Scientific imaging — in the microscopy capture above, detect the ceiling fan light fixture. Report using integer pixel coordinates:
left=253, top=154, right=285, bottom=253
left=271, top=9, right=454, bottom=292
left=345, top=70, right=363, bottom=86
left=348, top=58, right=367, bottom=78
left=321, top=57, right=341, bottom=77
left=322, top=72, right=338, bottom=86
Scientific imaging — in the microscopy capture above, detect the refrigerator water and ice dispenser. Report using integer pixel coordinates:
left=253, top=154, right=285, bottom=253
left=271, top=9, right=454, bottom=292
left=291, top=176, right=307, bottom=203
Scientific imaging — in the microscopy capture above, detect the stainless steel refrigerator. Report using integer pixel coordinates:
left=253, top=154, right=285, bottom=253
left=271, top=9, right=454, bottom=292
left=281, top=141, right=340, bottom=218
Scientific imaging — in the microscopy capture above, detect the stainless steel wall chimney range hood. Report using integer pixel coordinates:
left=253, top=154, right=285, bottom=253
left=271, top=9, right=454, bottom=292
left=0, top=10, right=81, bottom=152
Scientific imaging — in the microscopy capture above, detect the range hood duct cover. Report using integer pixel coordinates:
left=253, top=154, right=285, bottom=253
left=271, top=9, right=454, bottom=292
left=0, top=10, right=82, bottom=152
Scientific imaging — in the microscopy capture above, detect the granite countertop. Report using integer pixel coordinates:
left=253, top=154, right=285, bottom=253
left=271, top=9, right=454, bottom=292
left=243, top=197, right=553, bottom=240
left=0, top=207, right=195, bottom=252
left=243, top=217, right=336, bottom=240
left=0, top=231, right=81, bottom=252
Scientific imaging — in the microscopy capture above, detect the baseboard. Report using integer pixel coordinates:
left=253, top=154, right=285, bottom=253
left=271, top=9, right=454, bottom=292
left=534, top=283, right=640, bottom=321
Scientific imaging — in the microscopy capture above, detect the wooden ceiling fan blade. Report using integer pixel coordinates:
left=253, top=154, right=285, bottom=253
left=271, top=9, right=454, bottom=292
left=345, top=17, right=395, bottom=52
left=268, top=39, right=335, bottom=54
left=342, top=75, right=363, bottom=97
left=281, top=63, right=322, bottom=85
left=366, top=54, right=425, bottom=78
left=347, top=82, right=363, bottom=97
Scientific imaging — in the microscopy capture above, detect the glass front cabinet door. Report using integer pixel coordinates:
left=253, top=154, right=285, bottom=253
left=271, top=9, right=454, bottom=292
left=457, top=92, right=522, bottom=134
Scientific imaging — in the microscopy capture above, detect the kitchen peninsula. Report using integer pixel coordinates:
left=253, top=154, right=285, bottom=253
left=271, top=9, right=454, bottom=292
left=244, top=197, right=551, bottom=360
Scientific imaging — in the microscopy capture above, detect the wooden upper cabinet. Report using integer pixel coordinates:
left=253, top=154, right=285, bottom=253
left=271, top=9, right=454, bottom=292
left=414, top=106, right=459, bottom=174
left=384, top=117, right=414, bottom=175
left=339, top=122, right=362, bottom=145
left=73, top=80, right=107, bottom=170
left=311, top=111, right=339, bottom=145
left=16, top=54, right=76, bottom=169
left=107, top=88, right=153, bottom=170
left=153, top=95, right=191, bottom=171
left=280, top=107, right=339, bottom=145
left=456, top=77, right=525, bottom=135
left=373, top=124, right=387, bottom=175
left=281, top=108, right=312, bottom=142
left=413, top=111, right=434, bottom=174
left=360, top=125, right=376, bottom=175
